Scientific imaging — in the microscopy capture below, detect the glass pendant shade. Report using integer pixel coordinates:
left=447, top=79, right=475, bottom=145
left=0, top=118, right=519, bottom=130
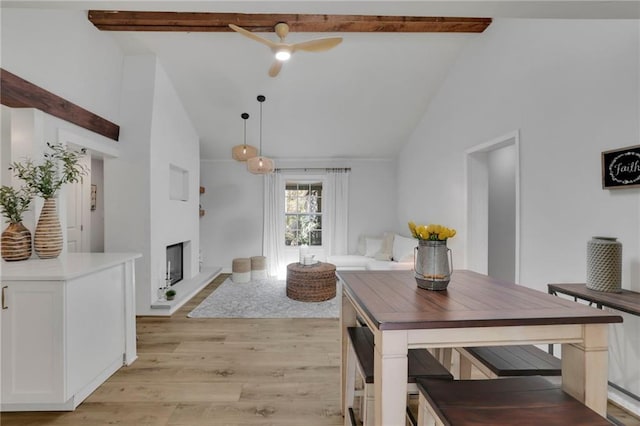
left=232, top=144, right=257, bottom=161
left=232, top=112, right=257, bottom=162
left=247, top=156, right=275, bottom=174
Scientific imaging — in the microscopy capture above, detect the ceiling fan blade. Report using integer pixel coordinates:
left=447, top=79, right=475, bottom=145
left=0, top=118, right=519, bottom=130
left=268, top=60, right=283, bottom=77
left=228, top=24, right=277, bottom=49
left=292, top=37, right=343, bottom=53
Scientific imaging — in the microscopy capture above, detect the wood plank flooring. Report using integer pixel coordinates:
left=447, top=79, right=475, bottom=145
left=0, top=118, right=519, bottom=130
left=1, top=273, right=639, bottom=425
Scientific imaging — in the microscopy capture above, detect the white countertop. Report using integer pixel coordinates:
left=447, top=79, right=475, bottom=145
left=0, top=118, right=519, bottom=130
left=1, top=252, right=142, bottom=281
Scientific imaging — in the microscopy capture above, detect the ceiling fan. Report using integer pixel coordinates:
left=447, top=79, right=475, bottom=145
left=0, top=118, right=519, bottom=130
left=228, top=22, right=343, bottom=77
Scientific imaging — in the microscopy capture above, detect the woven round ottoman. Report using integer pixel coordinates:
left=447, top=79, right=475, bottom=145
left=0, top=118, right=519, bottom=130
left=232, top=258, right=251, bottom=283
left=286, top=262, right=337, bottom=302
left=250, top=256, right=267, bottom=281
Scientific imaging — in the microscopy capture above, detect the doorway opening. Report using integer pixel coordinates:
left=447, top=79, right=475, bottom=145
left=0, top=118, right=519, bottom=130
left=465, top=131, right=520, bottom=283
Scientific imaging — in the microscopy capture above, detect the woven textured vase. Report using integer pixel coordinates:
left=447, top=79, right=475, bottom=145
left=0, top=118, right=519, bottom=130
left=34, top=198, right=63, bottom=259
left=1, top=222, right=32, bottom=261
left=586, top=236, right=622, bottom=293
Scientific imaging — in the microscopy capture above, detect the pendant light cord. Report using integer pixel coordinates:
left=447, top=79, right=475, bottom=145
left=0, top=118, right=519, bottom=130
left=259, top=100, right=263, bottom=157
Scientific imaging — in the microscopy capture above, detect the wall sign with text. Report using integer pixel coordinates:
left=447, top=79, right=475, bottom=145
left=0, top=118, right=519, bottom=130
left=602, top=145, right=640, bottom=189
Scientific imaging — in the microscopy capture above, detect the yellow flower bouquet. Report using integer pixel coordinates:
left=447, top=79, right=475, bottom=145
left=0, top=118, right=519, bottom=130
left=408, top=221, right=456, bottom=241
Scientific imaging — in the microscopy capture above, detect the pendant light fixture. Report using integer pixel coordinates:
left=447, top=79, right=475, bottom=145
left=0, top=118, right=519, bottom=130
left=247, top=95, right=275, bottom=174
left=232, top=112, right=258, bottom=161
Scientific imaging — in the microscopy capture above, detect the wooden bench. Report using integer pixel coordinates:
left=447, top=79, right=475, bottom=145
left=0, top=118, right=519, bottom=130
left=457, top=345, right=561, bottom=379
left=344, top=326, right=453, bottom=426
left=416, top=376, right=611, bottom=426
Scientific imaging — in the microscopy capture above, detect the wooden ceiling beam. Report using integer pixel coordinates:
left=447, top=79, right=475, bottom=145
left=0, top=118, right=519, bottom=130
left=1, top=68, right=120, bottom=141
left=88, top=11, right=492, bottom=33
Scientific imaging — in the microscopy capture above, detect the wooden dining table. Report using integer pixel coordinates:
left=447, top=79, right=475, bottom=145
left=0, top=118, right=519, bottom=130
left=338, top=270, right=623, bottom=426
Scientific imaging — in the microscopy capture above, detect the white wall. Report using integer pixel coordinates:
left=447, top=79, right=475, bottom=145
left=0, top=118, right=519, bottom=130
left=106, top=55, right=200, bottom=315
left=149, top=60, right=200, bottom=290
left=200, top=158, right=396, bottom=271
left=1, top=8, right=123, bottom=123
left=1, top=7, right=124, bottom=251
left=397, top=18, right=640, bottom=410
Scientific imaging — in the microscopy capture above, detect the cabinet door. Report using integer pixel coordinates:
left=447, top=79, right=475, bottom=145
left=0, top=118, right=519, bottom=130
left=1, top=281, right=65, bottom=404
left=66, top=264, right=125, bottom=397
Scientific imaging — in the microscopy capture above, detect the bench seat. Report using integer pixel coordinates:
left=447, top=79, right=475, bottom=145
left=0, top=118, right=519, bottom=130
left=457, top=345, right=561, bottom=379
left=416, top=376, right=610, bottom=426
left=345, top=326, right=453, bottom=426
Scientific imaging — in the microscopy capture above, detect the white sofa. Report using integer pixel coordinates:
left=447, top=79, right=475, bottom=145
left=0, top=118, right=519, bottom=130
left=327, top=233, right=416, bottom=271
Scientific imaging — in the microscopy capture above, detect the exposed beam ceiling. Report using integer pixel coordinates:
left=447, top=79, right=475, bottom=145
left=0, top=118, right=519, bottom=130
left=88, top=11, right=492, bottom=33
left=0, top=68, right=120, bottom=141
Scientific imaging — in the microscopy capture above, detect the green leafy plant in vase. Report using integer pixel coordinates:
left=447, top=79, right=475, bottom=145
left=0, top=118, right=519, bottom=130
left=165, top=289, right=176, bottom=301
left=11, top=142, right=87, bottom=259
left=0, top=185, right=33, bottom=261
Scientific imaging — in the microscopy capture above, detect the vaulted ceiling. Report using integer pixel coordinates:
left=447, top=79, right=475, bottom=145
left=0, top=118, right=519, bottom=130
left=4, top=1, right=637, bottom=160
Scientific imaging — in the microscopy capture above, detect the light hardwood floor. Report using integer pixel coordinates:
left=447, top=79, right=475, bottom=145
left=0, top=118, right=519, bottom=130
left=1, top=274, right=638, bottom=426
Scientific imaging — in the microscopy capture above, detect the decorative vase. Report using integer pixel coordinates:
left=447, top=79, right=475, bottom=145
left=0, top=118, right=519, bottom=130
left=586, top=236, right=622, bottom=293
left=414, top=239, right=453, bottom=290
left=1, top=222, right=32, bottom=261
left=34, top=198, right=63, bottom=259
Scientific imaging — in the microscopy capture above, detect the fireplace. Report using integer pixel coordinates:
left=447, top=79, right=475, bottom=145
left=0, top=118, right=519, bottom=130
left=166, top=243, right=184, bottom=285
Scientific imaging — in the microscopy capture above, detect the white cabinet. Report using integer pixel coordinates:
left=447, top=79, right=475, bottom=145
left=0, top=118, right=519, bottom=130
left=1, top=253, right=140, bottom=411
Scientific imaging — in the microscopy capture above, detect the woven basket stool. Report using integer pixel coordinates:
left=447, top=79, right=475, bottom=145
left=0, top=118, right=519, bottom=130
left=232, top=258, right=251, bottom=283
left=286, top=262, right=336, bottom=302
left=250, top=256, right=267, bottom=281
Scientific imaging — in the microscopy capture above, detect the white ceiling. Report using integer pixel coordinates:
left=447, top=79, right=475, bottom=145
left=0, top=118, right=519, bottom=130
left=6, top=1, right=639, bottom=160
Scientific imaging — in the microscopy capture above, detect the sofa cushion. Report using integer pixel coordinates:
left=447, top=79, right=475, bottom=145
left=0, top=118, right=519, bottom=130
left=327, top=255, right=372, bottom=269
left=374, top=232, right=394, bottom=261
left=364, top=237, right=383, bottom=257
left=357, top=235, right=381, bottom=256
left=392, top=234, right=417, bottom=262
left=366, top=260, right=413, bottom=271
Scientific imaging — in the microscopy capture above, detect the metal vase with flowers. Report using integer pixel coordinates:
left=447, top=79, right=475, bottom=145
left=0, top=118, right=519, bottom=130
left=408, top=222, right=457, bottom=291
left=414, top=239, right=453, bottom=290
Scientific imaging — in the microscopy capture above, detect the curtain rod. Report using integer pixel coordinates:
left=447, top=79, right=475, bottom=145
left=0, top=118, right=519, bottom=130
left=274, top=167, right=351, bottom=172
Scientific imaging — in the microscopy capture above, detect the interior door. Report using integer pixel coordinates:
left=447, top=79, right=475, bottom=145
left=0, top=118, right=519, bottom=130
left=66, top=156, right=90, bottom=253
left=66, top=179, right=83, bottom=252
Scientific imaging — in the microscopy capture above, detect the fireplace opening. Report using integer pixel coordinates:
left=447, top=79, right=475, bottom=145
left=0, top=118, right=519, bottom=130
left=166, top=243, right=184, bottom=286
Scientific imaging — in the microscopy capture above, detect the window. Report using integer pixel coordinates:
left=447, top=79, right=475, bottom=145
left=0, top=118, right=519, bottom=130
left=285, top=182, right=323, bottom=246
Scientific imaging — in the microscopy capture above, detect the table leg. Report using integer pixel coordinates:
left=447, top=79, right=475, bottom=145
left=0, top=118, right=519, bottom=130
left=374, top=330, right=408, bottom=426
left=561, top=324, right=609, bottom=417
left=340, top=288, right=357, bottom=416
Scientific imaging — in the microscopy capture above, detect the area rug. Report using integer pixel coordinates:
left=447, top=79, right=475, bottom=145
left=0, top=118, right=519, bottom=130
left=187, top=277, right=340, bottom=319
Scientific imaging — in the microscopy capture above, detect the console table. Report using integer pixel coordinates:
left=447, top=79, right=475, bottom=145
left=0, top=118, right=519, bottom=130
left=547, top=283, right=640, bottom=317
left=548, top=283, right=640, bottom=409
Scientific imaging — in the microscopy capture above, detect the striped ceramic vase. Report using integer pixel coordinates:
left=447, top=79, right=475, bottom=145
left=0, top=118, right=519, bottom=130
left=1, top=222, right=32, bottom=261
left=34, top=198, right=63, bottom=259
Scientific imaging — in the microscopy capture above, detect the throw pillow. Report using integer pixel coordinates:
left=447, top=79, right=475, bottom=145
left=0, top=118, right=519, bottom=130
left=374, top=232, right=394, bottom=261
left=364, top=237, right=383, bottom=257
left=357, top=235, right=366, bottom=255
left=392, top=234, right=417, bottom=262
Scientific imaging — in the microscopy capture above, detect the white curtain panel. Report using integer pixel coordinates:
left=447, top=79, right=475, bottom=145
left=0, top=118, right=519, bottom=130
left=263, top=171, right=285, bottom=277
left=326, top=168, right=350, bottom=256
